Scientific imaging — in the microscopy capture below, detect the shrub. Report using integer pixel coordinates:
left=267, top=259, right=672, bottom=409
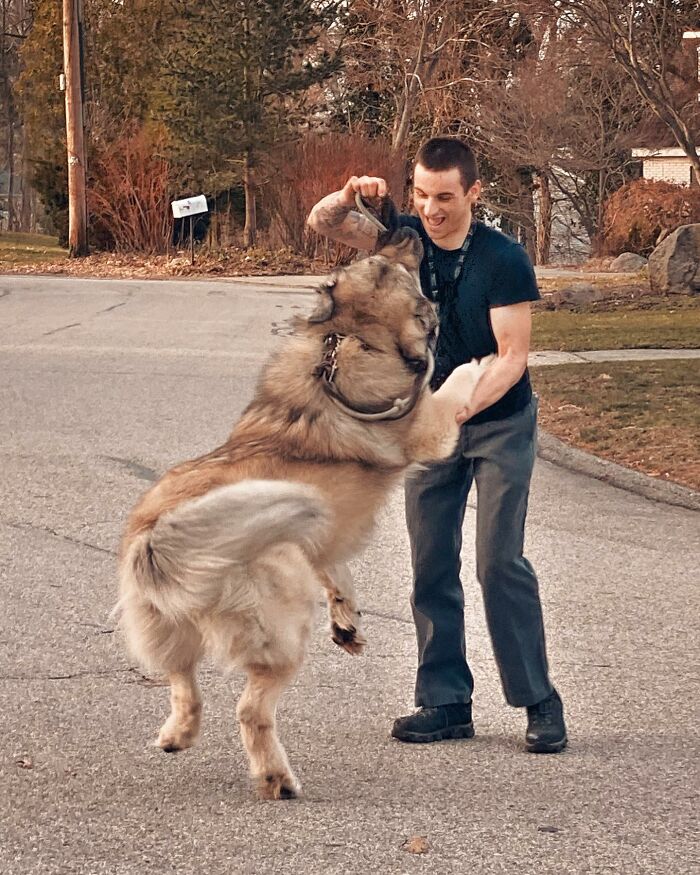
left=88, top=125, right=174, bottom=253
left=262, top=133, right=407, bottom=264
left=601, top=177, right=700, bottom=257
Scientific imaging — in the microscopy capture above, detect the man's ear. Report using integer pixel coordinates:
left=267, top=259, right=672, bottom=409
left=468, top=180, right=482, bottom=204
left=308, top=277, right=336, bottom=323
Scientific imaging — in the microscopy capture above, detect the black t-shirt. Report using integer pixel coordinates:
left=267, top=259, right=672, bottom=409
left=399, top=215, right=540, bottom=423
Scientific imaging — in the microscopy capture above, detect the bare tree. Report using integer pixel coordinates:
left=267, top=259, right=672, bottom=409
left=461, top=15, right=647, bottom=261
left=537, top=0, right=700, bottom=185
left=340, top=1, right=512, bottom=157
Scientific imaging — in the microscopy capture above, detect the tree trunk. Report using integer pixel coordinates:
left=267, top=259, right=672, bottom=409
left=6, top=113, right=16, bottom=230
left=516, top=169, right=536, bottom=263
left=243, top=147, right=256, bottom=248
left=392, top=83, right=417, bottom=157
left=534, top=172, right=552, bottom=265
left=19, top=130, right=33, bottom=232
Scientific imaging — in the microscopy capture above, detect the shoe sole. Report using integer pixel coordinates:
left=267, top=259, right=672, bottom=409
left=392, top=723, right=475, bottom=743
left=526, top=735, right=568, bottom=754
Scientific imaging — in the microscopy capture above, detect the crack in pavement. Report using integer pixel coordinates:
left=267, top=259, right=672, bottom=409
left=0, top=668, right=132, bottom=682
left=97, top=300, right=129, bottom=315
left=42, top=322, right=81, bottom=337
left=2, top=519, right=116, bottom=556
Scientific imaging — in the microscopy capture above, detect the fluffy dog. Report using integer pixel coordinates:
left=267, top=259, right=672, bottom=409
left=117, top=227, right=492, bottom=800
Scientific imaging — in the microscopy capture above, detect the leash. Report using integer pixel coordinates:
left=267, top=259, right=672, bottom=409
left=354, top=192, right=388, bottom=234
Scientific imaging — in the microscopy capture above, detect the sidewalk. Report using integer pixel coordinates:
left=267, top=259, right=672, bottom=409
left=219, top=266, right=637, bottom=291
left=529, top=348, right=700, bottom=366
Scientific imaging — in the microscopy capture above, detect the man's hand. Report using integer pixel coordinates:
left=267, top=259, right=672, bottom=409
left=455, top=404, right=473, bottom=425
left=306, top=175, right=388, bottom=250
left=339, top=175, right=388, bottom=206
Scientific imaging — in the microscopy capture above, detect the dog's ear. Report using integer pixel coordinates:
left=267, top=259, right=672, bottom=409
left=308, top=277, right=336, bottom=323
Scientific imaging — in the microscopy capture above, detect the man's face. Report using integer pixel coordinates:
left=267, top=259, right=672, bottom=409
left=412, top=163, right=481, bottom=245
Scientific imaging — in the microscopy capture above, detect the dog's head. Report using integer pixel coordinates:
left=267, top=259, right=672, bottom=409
left=308, top=225, right=435, bottom=372
left=306, top=221, right=437, bottom=414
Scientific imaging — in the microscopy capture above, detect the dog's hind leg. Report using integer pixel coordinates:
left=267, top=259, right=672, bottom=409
left=118, top=590, right=204, bottom=752
left=237, top=664, right=301, bottom=801
left=319, top=563, right=367, bottom=656
left=157, top=666, right=203, bottom=753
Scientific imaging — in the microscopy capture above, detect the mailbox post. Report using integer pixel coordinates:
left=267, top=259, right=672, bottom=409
left=171, top=195, right=208, bottom=265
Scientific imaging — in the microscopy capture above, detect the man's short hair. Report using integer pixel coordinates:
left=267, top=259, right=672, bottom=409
left=414, top=137, right=479, bottom=192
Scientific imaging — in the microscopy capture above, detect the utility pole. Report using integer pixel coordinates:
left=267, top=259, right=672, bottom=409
left=62, top=0, right=88, bottom=256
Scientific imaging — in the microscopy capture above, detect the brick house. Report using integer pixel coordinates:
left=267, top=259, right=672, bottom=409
left=631, top=148, right=697, bottom=186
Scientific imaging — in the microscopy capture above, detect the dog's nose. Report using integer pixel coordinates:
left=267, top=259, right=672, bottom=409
left=376, top=226, right=424, bottom=270
left=393, top=228, right=424, bottom=262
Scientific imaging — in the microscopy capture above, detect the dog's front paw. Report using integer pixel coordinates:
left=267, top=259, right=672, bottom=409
left=257, top=771, right=302, bottom=801
left=331, top=620, right=367, bottom=655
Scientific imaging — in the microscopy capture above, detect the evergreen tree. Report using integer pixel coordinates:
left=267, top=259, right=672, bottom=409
left=157, top=0, right=342, bottom=246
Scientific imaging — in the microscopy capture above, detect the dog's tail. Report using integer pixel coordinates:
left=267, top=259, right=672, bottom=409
left=118, top=479, right=329, bottom=621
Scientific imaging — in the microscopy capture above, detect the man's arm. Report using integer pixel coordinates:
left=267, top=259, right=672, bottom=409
left=455, top=302, right=532, bottom=424
left=306, top=175, right=386, bottom=251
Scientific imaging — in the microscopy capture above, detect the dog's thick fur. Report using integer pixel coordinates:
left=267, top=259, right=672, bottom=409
left=117, top=229, right=492, bottom=800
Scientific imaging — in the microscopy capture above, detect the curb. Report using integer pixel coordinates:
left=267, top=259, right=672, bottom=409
left=537, top=431, right=700, bottom=512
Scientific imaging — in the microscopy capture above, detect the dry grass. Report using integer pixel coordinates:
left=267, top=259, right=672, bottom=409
left=532, top=283, right=700, bottom=351
left=533, top=360, right=700, bottom=491
left=532, top=303, right=700, bottom=351
left=1, top=247, right=323, bottom=278
left=0, top=232, right=66, bottom=265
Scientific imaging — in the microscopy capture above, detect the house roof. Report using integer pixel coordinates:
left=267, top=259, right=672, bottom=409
left=631, top=148, right=696, bottom=158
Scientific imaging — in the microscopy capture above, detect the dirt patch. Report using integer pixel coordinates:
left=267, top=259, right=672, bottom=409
left=533, top=360, right=700, bottom=491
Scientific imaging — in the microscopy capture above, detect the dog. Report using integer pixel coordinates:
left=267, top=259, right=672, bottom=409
left=117, top=226, right=493, bottom=800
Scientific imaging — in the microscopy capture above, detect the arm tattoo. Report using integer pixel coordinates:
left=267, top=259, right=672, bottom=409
left=317, top=201, right=353, bottom=229
left=308, top=193, right=379, bottom=249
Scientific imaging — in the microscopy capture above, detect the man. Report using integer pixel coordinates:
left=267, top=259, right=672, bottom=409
left=306, top=137, right=567, bottom=753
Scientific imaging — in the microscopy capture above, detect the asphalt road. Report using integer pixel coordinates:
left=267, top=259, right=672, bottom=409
left=1, top=275, right=698, bottom=875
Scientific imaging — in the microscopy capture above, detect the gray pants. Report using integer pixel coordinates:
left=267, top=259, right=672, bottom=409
left=405, top=396, right=553, bottom=709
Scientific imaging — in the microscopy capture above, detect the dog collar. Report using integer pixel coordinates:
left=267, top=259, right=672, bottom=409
left=313, top=333, right=435, bottom=422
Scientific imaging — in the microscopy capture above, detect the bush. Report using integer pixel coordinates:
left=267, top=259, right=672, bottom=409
left=88, top=125, right=174, bottom=253
left=262, top=133, right=407, bottom=265
left=601, top=178, right=700, bottom=257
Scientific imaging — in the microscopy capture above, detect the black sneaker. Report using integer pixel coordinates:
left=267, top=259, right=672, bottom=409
left=526, top=689, right=567, bottom=753
left=391, top=703, right=475, bottom=743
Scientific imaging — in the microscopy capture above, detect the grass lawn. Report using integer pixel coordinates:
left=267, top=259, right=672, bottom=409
left=533, top=360, right=700, bottom=491
left=532, top=296, right=700, bottom=351
left=0, top=231, right=66, bottom=265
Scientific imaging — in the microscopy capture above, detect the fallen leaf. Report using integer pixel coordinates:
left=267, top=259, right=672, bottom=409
left=403, top=836, right=430, bottom=854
